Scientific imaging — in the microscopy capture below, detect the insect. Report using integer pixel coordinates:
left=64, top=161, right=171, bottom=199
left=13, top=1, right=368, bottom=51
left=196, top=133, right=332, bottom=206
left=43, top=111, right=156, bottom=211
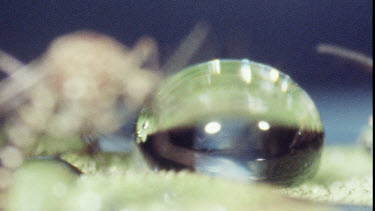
left=134, top=59, right=325, bottom=186
left=0, top=31, right=161, bottom=193
left=0, top=22, right=210, bottom=197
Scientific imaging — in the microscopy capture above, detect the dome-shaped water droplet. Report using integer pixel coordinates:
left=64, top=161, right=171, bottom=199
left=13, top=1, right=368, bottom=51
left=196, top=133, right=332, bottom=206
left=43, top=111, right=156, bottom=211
left=134, top=59, right=324, bottom=186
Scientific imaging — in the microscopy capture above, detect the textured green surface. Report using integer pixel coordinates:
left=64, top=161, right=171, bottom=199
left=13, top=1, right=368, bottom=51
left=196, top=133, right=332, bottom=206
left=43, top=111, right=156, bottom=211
left=281, top=147, right=373, bottom=206
left=5, top=146, right=372, bottom=211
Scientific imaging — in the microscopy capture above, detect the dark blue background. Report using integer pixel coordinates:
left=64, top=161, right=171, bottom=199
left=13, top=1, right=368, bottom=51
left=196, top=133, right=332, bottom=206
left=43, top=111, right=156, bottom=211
left=0, top=1, right=372, bottom=144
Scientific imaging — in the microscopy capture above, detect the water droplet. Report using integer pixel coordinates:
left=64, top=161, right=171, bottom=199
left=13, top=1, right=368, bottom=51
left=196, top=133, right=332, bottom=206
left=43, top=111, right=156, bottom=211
left=134, top=59, right=324, bottom=185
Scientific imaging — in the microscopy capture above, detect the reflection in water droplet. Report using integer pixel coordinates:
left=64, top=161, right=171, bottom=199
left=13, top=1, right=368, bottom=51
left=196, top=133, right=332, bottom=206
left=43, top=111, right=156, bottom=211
left=209, top=59, right=221, bottom=75
left=195, top=156, right=253, bottom=182
left=134, top=59, right=324, bottom=186
left=240, top=59, right=252, bottom=83
left=258, top=121, right=270, bottom=131
left=204, top=121, right=222, bottom=134
left=269, top=68, right=280, bottom=82
left=281, top=80, right=289, bottom=92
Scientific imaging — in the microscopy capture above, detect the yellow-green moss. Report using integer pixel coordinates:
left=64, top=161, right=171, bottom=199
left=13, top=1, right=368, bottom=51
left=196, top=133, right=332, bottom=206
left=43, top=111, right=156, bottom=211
left=5, top=146, right=372, bottom=211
